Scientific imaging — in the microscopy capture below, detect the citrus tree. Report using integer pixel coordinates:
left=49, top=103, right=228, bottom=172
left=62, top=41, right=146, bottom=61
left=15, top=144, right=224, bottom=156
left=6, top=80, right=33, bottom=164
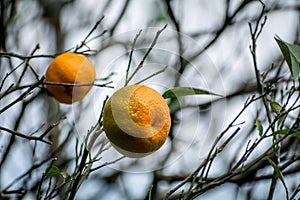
left=1, top=0, right=300, bottom=200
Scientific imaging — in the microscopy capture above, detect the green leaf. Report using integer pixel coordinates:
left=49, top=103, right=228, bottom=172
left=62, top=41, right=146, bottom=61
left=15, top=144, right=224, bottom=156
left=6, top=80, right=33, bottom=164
left=270, top=101, right=282, bottom=115
left=290, top=53, right=300, bottom=80
left=275, top=37, right=300, bottom=80
left=60, top=172, right=68, bottom=179
left=286, top=41, right=300, bottom=63
left=147, top=185, right=153, bottom=200
left=46, top=166, right=61, bottom=177
left=168, top=97, right=184, bottom=114
left=255, top=120, right=263, bottom=136
left=162, top=87, right=222, bottom=99
left=275, top=38, right=292, bottom=67
left=277, top=113, right=287, bottom=127
left=46, top=166, right=67, bottom=180
left=267, top=157, right=288, bottom=196
left=273, top=129, right=300, bottom=137
left=267, top=157, right=283, bottom=180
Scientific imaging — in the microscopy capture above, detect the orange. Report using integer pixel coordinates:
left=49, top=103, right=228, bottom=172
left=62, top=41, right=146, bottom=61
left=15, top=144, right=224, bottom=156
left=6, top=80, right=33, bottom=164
left=45, top=52, right=96, bottom=104
left=103, top=85, right=171, bottom=158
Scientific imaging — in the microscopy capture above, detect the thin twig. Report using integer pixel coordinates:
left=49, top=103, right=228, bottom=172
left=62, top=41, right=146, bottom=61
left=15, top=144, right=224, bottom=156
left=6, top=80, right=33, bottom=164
left=36, top=158, right=57, bottom=199
left=0, top=83, right=41, bottom=100
left=2, top=156, right=54, bottom=193
left=0, top=61, right=25, bottom=92
left=289, top=183, right=300, bottom=200
left=38, top=116, right=66, bottom=139
left=43, top=80, right=113, bottom=88
left=0, top=52, right=56, bottom=60
left=134, top=65, right=168, bottom=85
left=17, top=43, right=40, bottom=85
left=126, top=24, right=167, bottom=85
left=164, top=95, right=259, bottom=199
left=0, top=77, right=45, bottom=114
left=248, top=1, right=272, bottom=127
left=164, top=0, right=185, bottom=73
left=90, top=156, right=125, bottom=172
left=74, top=16, right=105, bottom=52
left=109, top=0, right=130, bottom=35
left=68, top=125, right=103, bottom=200
left=68, top=148, right=89, bottom=200
left=0, top=126, right=52, bottom=145
left=125, top=29, right=142, bottom=86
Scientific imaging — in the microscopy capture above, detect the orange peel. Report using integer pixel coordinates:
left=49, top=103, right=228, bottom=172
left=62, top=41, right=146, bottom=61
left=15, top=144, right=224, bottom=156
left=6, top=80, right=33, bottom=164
left=103, top=85, right=171, bottom=158
left=45, top=52, right=96, bottom=104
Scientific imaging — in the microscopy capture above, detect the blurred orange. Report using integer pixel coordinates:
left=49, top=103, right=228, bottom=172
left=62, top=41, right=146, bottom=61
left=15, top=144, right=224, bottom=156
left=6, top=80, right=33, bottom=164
left=45, top=52, right=96, bottom=104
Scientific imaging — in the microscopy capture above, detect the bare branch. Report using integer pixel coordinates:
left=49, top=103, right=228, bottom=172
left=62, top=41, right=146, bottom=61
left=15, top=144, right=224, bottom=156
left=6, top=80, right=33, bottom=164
left=126, top=24, right=167, bottom=85
left=0, top=126, right=52, bottom=145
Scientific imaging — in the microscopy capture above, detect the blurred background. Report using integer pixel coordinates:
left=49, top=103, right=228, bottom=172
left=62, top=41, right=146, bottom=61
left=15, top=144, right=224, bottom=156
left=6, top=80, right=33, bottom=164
left=0, top=0, right=300, bottom=199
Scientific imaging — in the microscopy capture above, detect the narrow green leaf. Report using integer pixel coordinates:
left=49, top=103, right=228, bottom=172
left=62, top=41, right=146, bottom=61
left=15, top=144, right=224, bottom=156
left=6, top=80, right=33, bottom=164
left=255, top=120, right=263, bottom=136
left=162, top=87, right=222, bottom=99
left=270, top=101, right=282, bottom=115
left=46, top=166, right=61, bottom=177
left=285, top=42, right=300, bottom=63
left=291, top=131, right=300, bottom=137
left=275, top=37, right=300, bottom=80
left=148, top=185, right=153, bottom=200
left=290, top=53, right=300, bottom=80
left=168, top=97, right=184, bottom=114
left=277, top=113, right=287, bottom=127
left=273, top=129, right=289, bottom=135
left=267, top=157, right=283, bottom=180
left=273, top=129, right=300, bottom=137
left=267, top=156, right=289, bottom=196
left=275, top=37, right=292, bottom=67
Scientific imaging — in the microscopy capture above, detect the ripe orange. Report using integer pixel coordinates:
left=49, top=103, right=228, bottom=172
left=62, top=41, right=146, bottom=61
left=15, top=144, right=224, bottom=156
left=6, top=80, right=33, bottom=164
left=45, top=52, right=96, bottom=104
left=103, top=85, right=171, bottom=158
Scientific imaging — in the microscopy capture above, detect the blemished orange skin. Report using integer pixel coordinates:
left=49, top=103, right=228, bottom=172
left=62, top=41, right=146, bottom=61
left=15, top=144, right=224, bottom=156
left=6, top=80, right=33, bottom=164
left=103, top=85, right=171, bottom=157
left=45, top=52, right=96, bottom=104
